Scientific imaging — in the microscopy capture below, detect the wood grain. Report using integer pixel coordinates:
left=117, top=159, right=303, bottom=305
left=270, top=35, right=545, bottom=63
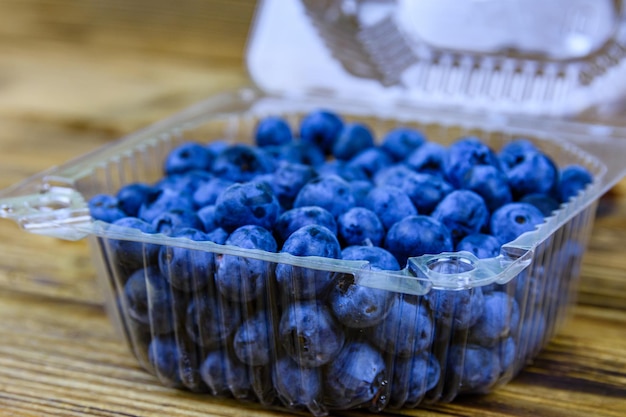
left=0, top=1, right=625, bottom=416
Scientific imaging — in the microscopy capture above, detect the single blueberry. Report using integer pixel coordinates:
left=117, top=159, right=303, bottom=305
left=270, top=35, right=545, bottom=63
left=384, top=215, right=453, bottom=267
left=299, top=110, right=344, bottom=154
left=498, top=336, right=517, bottom=372
left=200, top=349, right=251, bottom=397
left=456, top=233, right=501, bottom=259
left=425, top=287, right=484, bottom=330
left=381, top=127, right=426, bottom=162
left=444, top=137, right=501, bottom=188
left=348, top=148, right=393, bottom=178
left=205, top=227, right=229, bottom=245
left=151, top=208, right=201, bottom=235
left=214, top=181, right=281, bottom=232
left=468, top=292, right=520, bottom=347
left=322, top=341, right=387, bottom=410
left=364, top=186, right=417, bottom=230
left=390, top=354, right=440, bottom=406
left=337, top=207, right=385, bottom=247
left=148, top=335, right=182, bottom=386
left=164, top=142, right=214, bottom=176
left=505, top=152, right=559, bottom=199
left=316, top=160, right=369, bottom=182
left=192, top=177, right=233, bottom=209
left=341, top=245, right=401, bottom=271
left=448, top=344, right=501, bottom=392
left=367, top=296, right=433, bottom=357
left=293, top=175, right=356, bottom=218
left=116, top=183, right=155, bottom=217
left=459, top=164, right=512, bottom=212
left=349, top=180, right=374, bottom=208
left=255, top=116, right=293, bottom=147
left=275, top=225, right=341, bottom=300
left=279, top=301, right=345, bottom=367
left=557, top=165, right=593, bottom=203
left=196, top=205, right=218, bottom=232
left=490, top=202, right=545, bottom=245
left=233, top=310, right=273, bottom=366
left=123, top=267, right=151, bottom=324
left=108, top=217, right=158, bottom=272
left=88, top=194, right=126, bottom=223
left=274, top=206, right=338, bottom=245
left=211, top=144, right=275, bottom=182
left=332, top=123, right=375, bottom=161
left=130, top=266, right=175, bottom=335
left=215, top=225, right=277, bottom=302
left=139, top=187, right=194, bottom=224
left=498, top=139, right=538, bottom=171
left=519, top=193, right=561, bottom=217
left=405, top=142, right=447, bottom=177
left=432, top=190, right=489, bottom=244
left=273, top=356, right=322, bottom=410
left=269, top=161, right=317, bottom=209
left=206, top=140, right=229, bottom=155
left=155, top=170, right=212, bottom=196
left=185, top=293, right=241, bottom=349
left=274, top=140, right=326, bottom=167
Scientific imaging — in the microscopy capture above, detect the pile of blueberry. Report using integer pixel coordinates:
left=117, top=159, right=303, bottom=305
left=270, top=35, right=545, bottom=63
left=89, top=110, right=593, bottom=415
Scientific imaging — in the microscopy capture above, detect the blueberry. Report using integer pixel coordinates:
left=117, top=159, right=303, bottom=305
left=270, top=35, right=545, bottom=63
left=337, top=207, right=384, bottom=247
left=211, top=144, right=275, bottom=182
left=341, top=245, right=401, bottom=270
left=456, top=234, right=501, bottom=259
left=164, top=142, right=214, bottom=176
left=151, top=208, right=201, bottom=235
left=381, top=127, right=426, bottom=161
left=205, top=227, right=229, bottom=245
left=444, top=137, right=501, bottom=188
left=88, top=194, right=126, bottom=223
left=279, top=301, right=345, bottom=367
left=432, top=190, right=489, bottom=244
left=108, top=217, right=158, bottom=272
left=275, top=225, right=341, bottom=299
left=367, top=296, right=433, bottom=357
left=155, top=170, right=213, bottom=196
left=299, top=110, right=344, bottom=154
left=128, top=266, right=174, bottom=335
left=200, top=350, right=251, bottom=397
left=192, top=177, right=233, bottom=209
left=364, top=186, right=418, bottom=230
left=215, top=225, right=277, bottom=302
left=425, top=287, right=484, bottom=330
left=186, top=293, right=241, bottom=349
left=255, top=116, right=293, bottom=147
left=123, top=267, right=152, bottom=324
left=391, top=354, right=440, bottom=406
left=323, top=341, right=387, bottom=410
left=519, top=193, right=561, bottom=217
left=274, top=206, right=338, bottom=245
left=273, top=356, right=322, bottom=410
left=490, top=202, right=545, bottom=245
left=333, top=123, right=375, bottom=161
left=384, top=215, right=453, bottom=267
left=293, top=175, right=356, bottom=218
left=499, top=139, right=538, bottom=170
left=148, top=335, right=182, bottom=386
left=348, top=148, right=393, bottom=178
left=468, top=292, right=520, bottom=347
left=233, top=310, right=273, bottom=366
left=214, top=182, right=281, bottom=232
left=505, top=151, right=558, bottom=199
left=557, top=165, right=593, bottom=203
left=449, top=344, right=501, bottom=392
left=158, top=228, right=216, bottom=292
left=196, top=205, right=218, bottom=232
left=116, top=183, right=155, bottom=217
left=316, top=160, right=368, bottom=182
left=139, top=187, right=194, bottom=224
left=349, top=180, right=374, bottom=207
left=498, top=336, right=517, bottom=372
left=274, top=140, right=326, bottom=167
left=459, top=165, right=512, bottom=212
left=269, top=161, right=317, bottom=209
left=405, top=142, right=447, bottom=177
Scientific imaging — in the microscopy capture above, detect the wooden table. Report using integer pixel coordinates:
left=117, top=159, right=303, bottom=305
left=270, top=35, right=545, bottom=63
left=0, top=1, right=625, bottom=416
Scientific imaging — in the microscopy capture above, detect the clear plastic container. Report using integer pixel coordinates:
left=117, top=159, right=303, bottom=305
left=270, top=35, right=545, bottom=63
left=2, top=0, right=626, bottom=415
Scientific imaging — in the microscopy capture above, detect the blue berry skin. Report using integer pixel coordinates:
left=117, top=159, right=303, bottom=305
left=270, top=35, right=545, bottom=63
left=333, top=123, right=375, bottom=161
left=268, top=161, right=317, bottom=209
left=499, top=139, right=538, bottom=171
left=255, top=116, right=293, bottom=147
left=211, top=144, right=276, bottom=183
left=348, top=148, right=393, bottom=178
left=275, top=225, right=342, bottom=300
left=196, top=205, right=218, bottom=232
left=123, top=267, right=152, bottom=324
left=323, top=341, right=387, bottom=410
left=381, top=127, right=426, bottom=162
left=139, top=188, right=194, bottom=224
left=391, top=354, right=440, bottom=406
left=468, top=292, right=520, bottom=347
left=316, top=160, right=368, bottom=182
left=214, top=182, right=281, bottom=232
left=192, top=177, right=233, bottom=209
left=350, top=180, right=374, bottom=207
left=449, top=344, right=501, bottom=392
left=233, top=310, right=273, bottom=366
left=337, top=207, right=385, bottom=247
left=148, top=335, right=182, bottom=386
left=328, top=246, right=398, bottom=329
left=444, top=137, right=501, bottom=188
left=200, top=350, right=251, bottom=397
left=185, top=293, right=241, bottom=349
left=205, top=227, right=229, bottom=245
left=425, top=287, right=485, bottom=330
left=557, top=165, right=593, bottom=203
left=279, top=301, right=345, bottom=367
left=367, top=296, right=433, bottom=357
left=498, top=336, right=517, bottom=372
left=206, top=140, right=229, bottom=155
left=406, top=142, right=447, bottom=177
left=432, top=190, right=489, bottom=244
left=129, top=266, right=174, bottom=335
left=164, top=142, right=214, bottom=176
left=520, top=193, right=561, bottom=217
left=89, top=194, right=126, bottom=223
left=151, top=208, right=201, bottom=235
left=505, top=152, right=558, bottom=199
left=158, top=228, right=215, bottom=292
left=273, top=356, right=322, bottom=410
left=364, top=186, right=418, bottom=230
left=116, top=183, right=155, bottom=217
left=490, top=202, right=545, bottom=245
left=274, top=206, right=338, bottom=245
left=274, top=141, right=326, bottom=167
left=215, top=225, right=277, bottom=302
left=456, top=234, right=501, bottom=259
left=459, top=165, right=512, bottom=212
left=293, top=175, right=356, bottom=218
left=384, top=215, right=453, bottom=267
left=155, top=170, right=212, bottom=197
left=109, top=217, right=158, bottom=272
left=299, top=110, right=344, bottom=154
